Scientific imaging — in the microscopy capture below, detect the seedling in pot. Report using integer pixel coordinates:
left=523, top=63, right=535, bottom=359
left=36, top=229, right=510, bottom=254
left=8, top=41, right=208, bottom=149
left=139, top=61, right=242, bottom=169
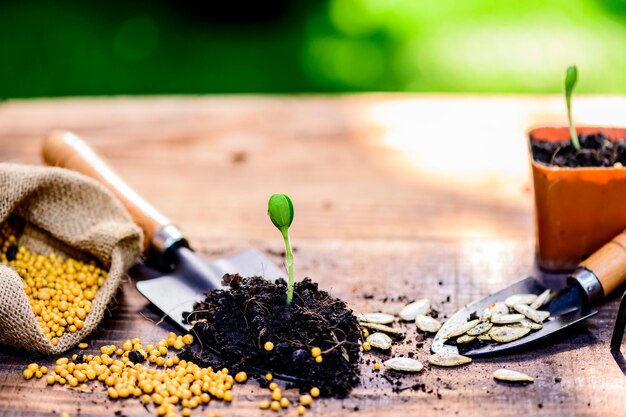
left=268, top=193, right=296, bottom=304
left=565, top=65, right=580, bottom=150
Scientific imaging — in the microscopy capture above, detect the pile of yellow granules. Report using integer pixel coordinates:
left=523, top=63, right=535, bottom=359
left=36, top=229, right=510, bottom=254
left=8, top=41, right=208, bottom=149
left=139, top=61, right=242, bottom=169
left=0, top=229, right=106, bottom=346
left=22, top=333, right=319, bottom=417
left=23, top=333, right=230, bottom=417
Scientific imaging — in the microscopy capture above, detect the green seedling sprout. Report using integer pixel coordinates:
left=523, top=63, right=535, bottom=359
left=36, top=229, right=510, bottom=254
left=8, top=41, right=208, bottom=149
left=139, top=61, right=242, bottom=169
left=565, top=65, right=580, bottom=150
left=267, top=193, right=296, bottom=304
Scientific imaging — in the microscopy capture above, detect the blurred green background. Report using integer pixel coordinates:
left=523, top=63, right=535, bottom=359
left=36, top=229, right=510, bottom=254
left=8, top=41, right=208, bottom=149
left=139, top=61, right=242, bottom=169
left=2, top=0, right=626, bottom=98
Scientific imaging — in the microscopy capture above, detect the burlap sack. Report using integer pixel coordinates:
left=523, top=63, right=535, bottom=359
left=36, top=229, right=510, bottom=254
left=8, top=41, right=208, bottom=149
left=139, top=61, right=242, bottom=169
left=0, top=163, right=143, bottom=354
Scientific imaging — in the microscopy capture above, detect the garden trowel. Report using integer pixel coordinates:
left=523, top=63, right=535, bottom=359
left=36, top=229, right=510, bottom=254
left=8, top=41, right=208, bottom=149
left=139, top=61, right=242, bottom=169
left=43, top=131, right=285, bottom=330
left=432, top=229, right=626, bottom=357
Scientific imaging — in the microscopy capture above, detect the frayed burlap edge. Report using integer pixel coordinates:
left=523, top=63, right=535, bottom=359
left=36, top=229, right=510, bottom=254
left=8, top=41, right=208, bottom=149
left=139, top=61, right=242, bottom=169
left=0, top=163, right=143, bottom=354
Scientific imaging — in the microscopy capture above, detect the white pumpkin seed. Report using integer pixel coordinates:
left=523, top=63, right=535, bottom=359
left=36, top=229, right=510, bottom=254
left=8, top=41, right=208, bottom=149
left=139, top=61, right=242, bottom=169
left=481, top=306, right=493, bottom=322
left=356, top=312, right=395, bottom=324
left=536, top=310, right=551, bottom=322
left=513, top=304, right=544, bottom=324
left=360, top=322, right=403, bottom=335
left=441, top=319, right=480, bottom=339
left=489, top=326, right=530, bottom=343
left=384, top=357, right=424, bottom=372
left=477, top=333, right=492, bottom=341
left=485, top=302, right=509, bottom=321
left=493, top=369, right=534, bottom=382
left=399, top=299, right=431, bottom=321
left=428, top=353, right=472, bottom=367
left=530, top=289, right=551, bottom=310
left=366, top=332, right=392, bottom=350
left=467, top=322, right=493, bottom=336
left=456, top=334, right=476, bottom=344
left=517, top=319, right=543, bottom=330
left=504, top=294, right=537, bottom=307
left=490, top=313, right=525, bottom=324
left=415, top=315, right=442, bottom=333
left=429, top=337, right=449, bottom=354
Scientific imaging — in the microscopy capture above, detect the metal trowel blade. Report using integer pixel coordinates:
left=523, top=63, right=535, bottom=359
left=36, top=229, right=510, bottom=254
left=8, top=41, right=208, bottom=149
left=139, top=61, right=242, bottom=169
left=133, top=248, right=286, bottom=330
left=431, top=276, right=598, bottom=357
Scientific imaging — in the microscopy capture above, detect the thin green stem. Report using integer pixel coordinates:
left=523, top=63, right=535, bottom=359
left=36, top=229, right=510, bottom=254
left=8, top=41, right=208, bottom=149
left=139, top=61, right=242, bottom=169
left=565, top=66, right=580, bottom=150
left=567, top=99, right=580, bottom=150
left=281, top=227, right=295, bottom=304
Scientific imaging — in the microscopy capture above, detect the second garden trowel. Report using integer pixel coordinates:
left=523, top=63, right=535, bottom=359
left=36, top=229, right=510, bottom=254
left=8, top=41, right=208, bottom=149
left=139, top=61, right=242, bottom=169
left=43, top=131, right=285, bottom=330
left=432, top=229, right=626, bottom=357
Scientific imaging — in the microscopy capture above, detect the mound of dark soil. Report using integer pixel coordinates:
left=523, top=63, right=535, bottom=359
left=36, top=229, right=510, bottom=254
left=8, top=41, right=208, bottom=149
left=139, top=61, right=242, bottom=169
left=531, top=132, right=626, bottom=167
left=179, top=275, right=362, bottom=397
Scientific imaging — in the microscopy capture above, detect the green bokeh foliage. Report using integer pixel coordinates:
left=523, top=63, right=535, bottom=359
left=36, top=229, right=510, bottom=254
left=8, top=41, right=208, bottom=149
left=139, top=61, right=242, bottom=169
left=2, top=0, right=626, bottom=97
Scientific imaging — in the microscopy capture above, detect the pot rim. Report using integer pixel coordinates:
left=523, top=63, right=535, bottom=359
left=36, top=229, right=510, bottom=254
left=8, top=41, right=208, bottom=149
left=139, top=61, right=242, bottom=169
left=528, top=125, right=626, bottom=172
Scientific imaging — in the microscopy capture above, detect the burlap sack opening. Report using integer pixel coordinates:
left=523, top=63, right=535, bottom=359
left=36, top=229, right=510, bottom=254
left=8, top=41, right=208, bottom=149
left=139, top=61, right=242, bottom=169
left=0, top=163, right=143, bottom=354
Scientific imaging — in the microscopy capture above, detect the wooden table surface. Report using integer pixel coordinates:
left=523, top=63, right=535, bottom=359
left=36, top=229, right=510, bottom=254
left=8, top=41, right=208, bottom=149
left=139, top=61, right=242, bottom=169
left=1, top=94, right=626, bottom=417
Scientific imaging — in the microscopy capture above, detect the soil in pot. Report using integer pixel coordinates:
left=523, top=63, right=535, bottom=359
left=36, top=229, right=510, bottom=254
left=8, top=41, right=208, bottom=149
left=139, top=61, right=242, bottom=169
left=179, top=274, right=362, bottom=398
left=531, top=132, right=626, bottom=167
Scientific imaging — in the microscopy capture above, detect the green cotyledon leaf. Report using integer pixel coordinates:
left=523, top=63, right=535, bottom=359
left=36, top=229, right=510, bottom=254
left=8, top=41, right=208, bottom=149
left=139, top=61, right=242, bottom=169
left=268, top=193, right=294, bottom=230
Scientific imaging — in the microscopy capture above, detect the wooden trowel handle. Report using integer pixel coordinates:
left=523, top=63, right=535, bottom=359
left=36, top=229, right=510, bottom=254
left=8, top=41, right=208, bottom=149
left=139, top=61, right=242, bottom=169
left=42, top=130, right=175, bottom=252
left=576, top=231, right=626, bottom=302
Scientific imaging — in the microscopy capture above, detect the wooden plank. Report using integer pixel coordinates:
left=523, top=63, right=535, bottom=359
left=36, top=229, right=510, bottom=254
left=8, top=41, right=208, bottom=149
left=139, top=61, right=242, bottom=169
left=0, top=95, right=624, bottom=416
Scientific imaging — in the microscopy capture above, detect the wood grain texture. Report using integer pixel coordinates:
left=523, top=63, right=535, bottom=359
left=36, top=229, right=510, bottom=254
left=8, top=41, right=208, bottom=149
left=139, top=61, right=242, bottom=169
left=1, top=95, right=625, bottom=417
left=581, top=231, right=626, bottom=297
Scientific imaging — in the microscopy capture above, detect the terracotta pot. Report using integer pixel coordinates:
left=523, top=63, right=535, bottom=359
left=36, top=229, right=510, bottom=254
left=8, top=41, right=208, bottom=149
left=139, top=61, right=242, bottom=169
left=529, top=126, right=626, bottom=271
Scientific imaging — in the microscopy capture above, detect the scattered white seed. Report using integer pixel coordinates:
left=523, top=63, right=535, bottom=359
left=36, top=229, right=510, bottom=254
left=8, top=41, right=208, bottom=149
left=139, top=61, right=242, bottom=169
left=536, top=310, right=551, bottom=322
left=356, top=313, right=395, bottom=324
left=517, top=319, right=543, bottom=330
left=399, top=299, right=431, bottom=321
left=485, top=302, right=509, bottom=321
left=489, top=326, right=531, bottom=343
left=493, top=369, right=534, bottom=382
left=490, top=313, right=525, bottom=324
left=481, top=307, right=493, bottom=322
left=384, top=357, right=424, bottom=372
left=366, top=332, right=392, bottom=350
left=513, top=304, right=545, bottom=324
left=360, top=322, right=403, bottom=335
left=456, top=334, right=476, bottom=344
left=428, top=353, right=472, bottom=367
left=530, top=289, right=551, bottom=310
left=441, top=319, right=480, bottom=339
left=467, top=322, right=493, bottom=336
left=415, top=315, right=442, bottom=333
left=430, top=337, right=452, bottom=355
left=504, top=294, right=537, bottom=308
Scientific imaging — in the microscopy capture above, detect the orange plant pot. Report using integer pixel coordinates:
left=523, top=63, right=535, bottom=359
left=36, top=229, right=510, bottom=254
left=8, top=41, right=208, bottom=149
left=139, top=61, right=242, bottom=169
left=529, top=126, right=626, bottom=271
